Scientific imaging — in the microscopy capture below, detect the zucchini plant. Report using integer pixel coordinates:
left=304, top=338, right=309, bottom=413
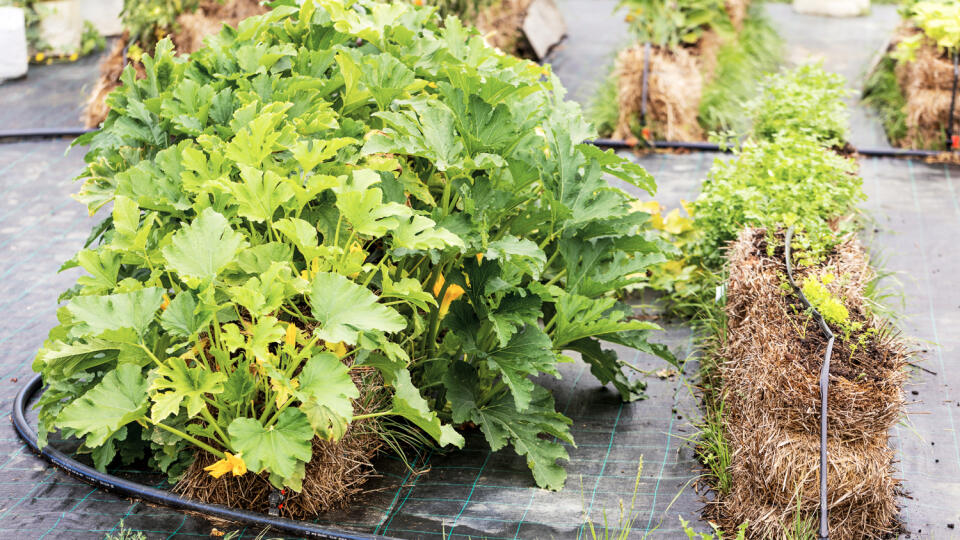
left=34, top=0, right=673, bottom=493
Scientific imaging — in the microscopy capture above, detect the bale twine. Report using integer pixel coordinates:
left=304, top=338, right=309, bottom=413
left=719, top=228, right=905, bottom=539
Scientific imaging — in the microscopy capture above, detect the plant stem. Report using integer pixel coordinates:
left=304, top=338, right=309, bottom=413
left=351, top=411, right=392, bottom=421
left=147, top=418, right=225, bottom=458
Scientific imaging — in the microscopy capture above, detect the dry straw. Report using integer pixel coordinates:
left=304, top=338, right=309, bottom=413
left=718, top=228, right=906, bottom=539
left=613, top=0, right=746, bottom=141
left=892, top=26, right=960, bottom=148
left=175, top=368, right=389, bottom=518
left=82, top=0, right=268, bottom=128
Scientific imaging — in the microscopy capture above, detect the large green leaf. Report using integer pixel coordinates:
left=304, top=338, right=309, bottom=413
left=227, top=166, right=295, bottom=223
left=308, top=272, right=406, bottom=344
left=552, top=294, right=660, bottom=348
left=443, top=362, right=571, bottom=490
left=391, top=368, right=464, bottom=448
left=295, top=352, right=358, bottom=440
left=159, top=292, right=214, bottom=338
left=481, top=325, right=557, bottom=411
left=66, top=288, right=164, bottom=339
left=150, top=357, right=227, bottom=421
left=228, top=409, right=313, bottom=488
left=161, top=208, right=248, bottom=282
left=56, top=363, right=149, bottom=449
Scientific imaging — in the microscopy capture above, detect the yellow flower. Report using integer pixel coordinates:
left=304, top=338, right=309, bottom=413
left=35, top=52, right=45, bottom=62
left=476, top=253, right=483, bottom=262
left=631, top=200, right=662, bottom=215
left=284, top=322, right=298, bottom=347
left=327, top=341, right=348, bottom=357
left=161, top=294, right=171, bottom=311
left=204, top=452, right=247, bottom=478
left=427, top=81, right=437, bottom=89
left=69, top=52, right=78, bottom=62
left=433, top=274, right=465, bottom=318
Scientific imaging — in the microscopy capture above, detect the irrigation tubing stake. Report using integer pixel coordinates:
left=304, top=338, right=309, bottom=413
left=640, top=41, right=650, bottom=131
left=12, top=373, right=394, bottom=540
left=784, top=226, right=833, bottom=540
left=947, top=50, right=959, bottom=152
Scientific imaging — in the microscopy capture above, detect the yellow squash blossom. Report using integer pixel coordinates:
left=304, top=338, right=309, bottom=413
left=432, top=274, right=465, bottom=318
left=327, top=341, right=348, bottom=358
left=284, top=322, right=298, bottom=347
left=204, top=452, right=247, bottom=478
left=160, top=294, right=171, bottom=311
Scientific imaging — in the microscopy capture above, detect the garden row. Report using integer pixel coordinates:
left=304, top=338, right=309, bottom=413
left=31, top=0, right=677, bottom=518
left=649, top=65, right=907, bottom=538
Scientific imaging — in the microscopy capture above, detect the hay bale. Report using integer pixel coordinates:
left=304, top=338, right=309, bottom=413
left=611, top=0, right=749, bottom=142
left=172, top=0, right=268, bottom=54
left=175, top=368, right=387, bottom=518
left=474, top=0, right=535, bottom=57
left=614, top=44, right=705, bottom=141
left=891, top=26, right=960, bottom=148
left=725, top=0, right=749, bottom=32
left=719, top=228, right=905, bottom=539
left=82, top=0, right=268, bottom=127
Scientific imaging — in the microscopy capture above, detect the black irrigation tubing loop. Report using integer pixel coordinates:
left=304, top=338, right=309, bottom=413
left=12, top=373, right=395, bottom=540
left=783, top=226, right=833, bottom=540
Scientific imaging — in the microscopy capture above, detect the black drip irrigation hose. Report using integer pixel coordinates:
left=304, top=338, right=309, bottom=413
left=12, top=373, right=395, bottom=540
left=783, top=227, right=833, bottom=540
left=0, top=128, right=956, bottom=159
left=588, top=137, right=959, bottom=158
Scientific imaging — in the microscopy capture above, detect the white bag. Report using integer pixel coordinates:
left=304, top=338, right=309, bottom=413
left=793, top=0, right=870, bottom=17
left=37, top=0, right=83, bottom=53
left=0, top=6, right=28, bottom=81
left=78, top=0, right=123, bottom=36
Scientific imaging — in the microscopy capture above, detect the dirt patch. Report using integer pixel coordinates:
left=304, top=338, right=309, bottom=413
left=718, top=228, right=906, bottom=539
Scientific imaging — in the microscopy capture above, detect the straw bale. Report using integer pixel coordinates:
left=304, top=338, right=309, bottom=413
left=718, top=228, right=905, bottom=539
left=474, top=0, right=534, bottom=57
left=172, top=0, right=268, bottom=54
left=890, top=26, right=960, bottom=148
left=614, top=44, right=705, bottom=141
left=175, top=367, right=387, bottom=518
left=725, top=0, right=749, bottom=32
left=82, top=0, right=267, bottom=127
left=82, top=37, right=129, bottom=128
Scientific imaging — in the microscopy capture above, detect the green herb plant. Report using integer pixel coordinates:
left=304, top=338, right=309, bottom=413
left=35, top=0, right=674, bottom=494
left=616, top=0, right=733, bottom=49
left=747, top=63, right=851, bottom=148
